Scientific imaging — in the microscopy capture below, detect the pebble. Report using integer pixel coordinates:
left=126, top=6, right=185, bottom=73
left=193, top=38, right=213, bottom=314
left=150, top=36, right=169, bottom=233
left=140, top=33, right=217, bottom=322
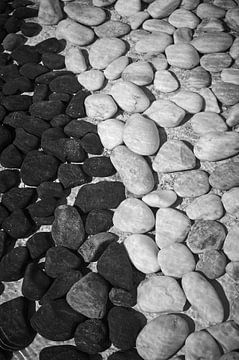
left=185, top=331, right=222, bottom=360
left=165, top=43, right=200, bottom=69
left=27, top=232, right=54, bottom=260
left=2, top=33, right=26, bottom=51
left=194, top=131, right=239, bottom=161
left=0, top=144, right=23, bottom=169
left=85, top=209, right=113, bottom=235
left=30, top=100, right=64, bottom=120
left=230, top=37, right=239, bottom=59
left=199, top=87, right=220, bottom=113
left=83, top=156, right=115, bottom=177
left=57, top=163, right=89, bottom=189
left=154, top=70, right=179, bottom=92
left=142, top=189, right=177, bottom=208
left=0, top=246, right=29, bottom=282
left=78, top=70, right=105, bottom=91
left=19, top=63, right=49, bottom=80
left=122, top=61, right=154, bottom=86
left=200, top=53, right=232, bottom=73
left=94, top=20, right=130, bottom=38
left=111, top=81, right=150, bottom=113
left=207, top=321, right=239, bottom=353
left=219, top=353, right=239, bottom=360
left=197, top=17, right=225, bottom=32
left=223, top=224, right=239, bottom=261
left=174, top=170, right=210, bottom=198
left=135, top=33, right=172, bottom=53
left=144, top=99, right=185, bottom=128
left=123, top=113, right=160, bottom=155
left=38, top=0, right=63, bottom=25
left=2, top=187, right=36, bottom=212
left=196, top=3, right=226, bottom=18
left=115, top=0, right=141, bottom=16
left=20, top=22, right=42, bottom=37
left=185, top=66, right=211, bottom=89
left=196, top=250, right=227, bottom=279
left=231, top=297, right=239, bottom=327
left=169, top=9, right=200, bottom=29
left=65, top=47, right=87, bottom=74
left=221, top=68, right=239, bottom=86
left=130, top=29, right=150, bottom=41
left=186, top=194, right=224, bottom=220
left=2, top=95, right=32, bottom=111
left=214, top=0, right=237, bottom=9
left=42, top=52, right=65, bottom=70
left=225, top=261, right=239, bottom=282
left=85, top=94, right=117, bottom=120
left=113, top=198, right=155, bottom=233
left=171, top=90, right=204, bottom=113
left=209, top=162, right=239, bottom=190
left=225, top=7, right=239, bottom=31
left=136, top=314, right=189, bottom=360
left=109, top=287, right=136, bottom=308
left=124, top=234, right=160, bottom=274
left=181, top=0, right=200, bottom=10
left=147, top=0, right=181, bottom=18
left=222, top=187, right=239, bottom=217
left=173, top=27, right=193, bottom=43
left=137, top=274, right=186, bottom=313
left=49, top=75, right=81, bottom=94
left=155, top=208, right=191, bottom=249
left=35, top=37, right=65, bottom=54
left=93, top=0, right=116, bottom=5
left=97, top=119, right=124, bottom=150
left=110, top=145, right=154, bottom=196
left=64, top=120, right=96, bottom=139
left=157, top=243, right=196, bottom=278
left=39, top=345, right=87, bottom=360
left=186, top=219, right=226, bottom=254
left=2, top=210, right=31, bottom=238
left=104, top=56, right=129, bottom=80
left=153, top=140, right=196, bottom=173
left=191, top=112, right=227, bottom=135
left=22, top=263, right=52, bottom=301
left=191, top=32, right=233, bottom=54
left=56, top=19, right=95, bottom=46
left=128, top=11, right=150, bottom=30
left=143, top=19, right=175, bottom=34
left=64, top=3, right=106, bottom=26
left=226, top=104, right=239, bottom=127
left=89, top=38, right=126, bottom=69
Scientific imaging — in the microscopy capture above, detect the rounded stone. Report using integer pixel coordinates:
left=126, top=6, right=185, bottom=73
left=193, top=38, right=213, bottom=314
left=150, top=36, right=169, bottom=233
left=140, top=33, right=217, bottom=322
left=223, top=224, right=239, bottom=261
left=191, top=32, right=233, bottom=54
left=186, top=194, right=224, bottom=221
left=84, top=94, right=117, bottom=120
left=191, top=112, right=228, bottom=135
left=89, top=38, right=126, bottom=70
left=143, top=19, right=175, bottom=34
left=144, top=99, right=185, bottom=128
left=114, top=0, right=141, bottom=16
left=209, top=162, right=239, bottom=190
left=169, top=9, right=200, bottom=29
left=77, top=70, right=105, bottom=91
left=94, top=20, right=130, bottom=38
left=196, top=3, right=226, bottom=18
left=142, top=189, right=177, bottom=208
left=121, top=61, right=154, bottom=86
left=226, top=7, right=239, bottom=30
left=225, top=261, right=239, bottom=282
left=56, top=19, right=95, bottom=46
left=185, top=66, right=211, bottom=89
left=200, top=53, right=232, bottom=73
left=165, top=43, right=200, bottom=69
left=174, top=170, right=210, bottom=198
left=97, top=119, right=124, bottom=150
left=185, top=331, right=222, bottom=360
left=135, top=33, right=172, bottom=54
left=64, top=3, right=106, bottom=26
left=104, top=56, right=129, bottom=80
left=171, top=90, right=204, bottom=113
left=147, top=0, right=181, bottom=18
left=222, top=187, right=239, bottom=218
left=173, top=27, right=193, bottom=44
left=196, top=250, right=227, bottom=279
left=65, top=47, right=87, bottom=74
left=212, top=82, right=239, bottom=106
left=154, top=70, right=179, bottom=92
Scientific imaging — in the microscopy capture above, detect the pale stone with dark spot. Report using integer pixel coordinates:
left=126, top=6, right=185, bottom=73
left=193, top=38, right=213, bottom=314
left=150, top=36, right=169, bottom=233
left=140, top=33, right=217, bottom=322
left=174, top=170, right=210, bottom=198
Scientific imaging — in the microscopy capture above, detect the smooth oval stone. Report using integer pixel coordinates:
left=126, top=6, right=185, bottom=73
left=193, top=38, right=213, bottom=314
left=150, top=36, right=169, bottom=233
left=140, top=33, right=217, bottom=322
left=147, top=0, right=181, bottom=18
left=122, top=61, right=154, bottom=86
left=230, top=37, right=239, bottom=59
left=135, top=33, right=172, bottom=53
left=93, top=0, right=116, bottom=5
left=157, top=243, right=196, bottom=278
left=111, top=146, right=154, bottom=196
left=156, top=208, right=191, bottom=249
left=186, top=219, right=226, bottom=254
left=191, top=112, right=227, bottom=135
left=212, top=82, right=239, bottom=106
left=199, top=88, right=220, bottom=113
left=38, top=0, right=63, bottom=25
left=196, top=3, right=226, bottom=18
left=222, top=187, right=239, bottom=217
left=142, top=189, right=177, bottom=208
left=191, top=32, right=233, bottom=53
left=123, top=114, right=160, bottom=155
left=182, top=271, right=224, bottom=324
left=124, top=234, right=160, bottom=274
left=227, top=7, right=239, bottom=30
left=144, top=99, right=185, bottom=128
left=219, top=353, right=239, bottom=360
left=194, top=131, right=239, bottom=161
left=226, top=261, right=239, bottom=282
left=171, top=90, right=203, bottom=113
left=197, top=18, right=225, bottom=32
left=185, top=66, right=211, bottom=89
left=181, top=0, right=200, bottom=10
left=136, top=314, right=189, bottom=360
left=64, top=3, right=106, bottom=26
left=143, top=19, right=175, bottom=34
left=153, top=140, right=196, bottom=173
left=173, top=27, right=193, bottom=44
left=226, top=103, right=239, bottom=127
left=89, top=38, right=126, bottom=70
left=94, top=20, right=130, bottom=38
left=209, top=162, right=239, bottom=190
left=186, top=194, right=224, bottom=220
left=185, top=331, right=222, bottom=360
left=77, top=70, right=105, bottom=91
left=115, top=0, right=141, bottom=16
left=113, top=198, right=155, bottom=233
left=223, top=224, right=239, bottom=261
left=137, top=275, right=186, bottom=313
left=150, top=54, right=168, bottom=70
left=174, top=170, right=210, bottom=198
left=154, top=70, right=179, bottom=92
left=207, top=320, right=239, bottom=354
left=165, top=43, right=199, bottom=69
left=104, top=56, right=129, bottom=80
left=97, top=119, right=124, bottom=150
left=128, top=11, right=150, bottom=30
left=110, top=81, right=150, bottom=113
left=169, top=9, right=200, bottom=29
left=65, top=47, right=87, bottom=74
left=85, top=94, right=117, bottom=120
left=200, top=53, right=232, bottom=73
left=56, top=19, right=94, bottom=46
left=196, top=250, right=227, bottom=279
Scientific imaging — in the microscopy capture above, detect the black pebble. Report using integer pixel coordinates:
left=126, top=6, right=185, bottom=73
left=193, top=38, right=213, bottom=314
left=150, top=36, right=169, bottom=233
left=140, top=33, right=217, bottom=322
left=64, top=119, right=97, bottom=138
left=65, top=90, right=88, bottom=118
left=50, top=114, right=71, bottom=128
left=1, top=94, right=32, bottom=111
left=20, top=21, right=42, bottom=37
left=26, top=232, right=54, bottom=260
left=0, top=29, right=7, bottom=43
left=85, top=209, right=113, bottom=235
left=22, top=262, right=52, bottom=301
left=11, top=45, right=41, bottom=65
left=39, top=345, right=88, bottom=360
left=13, top=7, right=38, bottom=19
left=11, top=0, right=34, bottom=9
left=63, top=138, right=87, bottom=163
left=0, top=230, right=9, bottom=260
left=4, top=16, right=23, bottom=33
left=49, top=75, right=81, bottom=95
left=35, top=70, right=73, bottom=84
left=1, top=187, right=36, bottom=212
left=35, top=37, right=66, bottom=54
left=3, top=111, right=27, bottom=128
left=29, top=100, right=64, bottom=121
left=109, top=288, right=137, bottom=308
left=49, top=92, right=71, bottom=103
left=32, top=215, right=54, bottom=227
left=0, top=64, right=20, bottom=81
left=2, top=33, right=26, bottom=51
left=108, top=349, right=144, bottom=360
left=37, top=181, right=68, bottom=199
left=2, top=76, right=33, bottom=95
left=0, top=125, right=13, bottom=152
left=20, top=63, right=48, bottom=80
left=22, top=116, right=50, bottom=137
left=32, top=83, right=48, bottom=103
left=27, top=198, right=57, bottom=218
left=0, top=246, right=30, bottom=282
left=80, top=133, right=103, bottom=155
left=0, top=53, right=10, bottom=66
left=0, top=14, right=8, bottom=29
left=58, top=163, right=90, bottom=189
left=83, top=156, right=116, bottom=177
left=0, top=282, right=4, bottom=296
left=42, top=52, right=65, bottom=70
left=0, top=205, right=8, bottom=227
left=2, top=209, right=34, bottom=238
left=0, top=170, right=20, bottom=193
left=13, top=127, right=39, bottom=153
left=41, top=127, right=66, bottom=161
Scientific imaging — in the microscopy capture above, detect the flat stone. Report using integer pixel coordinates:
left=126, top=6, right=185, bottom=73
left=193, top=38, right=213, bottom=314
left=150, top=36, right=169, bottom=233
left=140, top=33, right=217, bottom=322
left=186, top=194, right=224, bottom=220
left=89, top=38, right=126, bottom=70
left=154, top=70, right=179, bottom=92
left=147, top=0, right=181, bottom=18
left=84, top=94, right=117, bottom=120
left=214, top=0, right=237, bottom=9
left=169, top=9, right=200, bottom=29
left=114, top=0, right=141, bottom=16
left=223, top=224, right=239, bottom=261
left=135, top=33, right=172, bottom=53
left=192, top=112, right=227, bottom=135
left=200, top=53, right=232, bottom=73
left=185, top=331, right=221, bottom=360
left=191, top=32, right=233, bottom=54
left=174, top=170, right=210, bottom=198
left=38, top=0, right=63, bottom=25
left=173, top=27, right=193, bottom=44
left=65, top=47, right=87, bottom=73
left=64, top=3, right=106, bottom=26
left=104, top=56, right=129, bottom=80
left=56, top=19, right=94, bottom=46
left=142, top=189, right=177, bottom=208
left=209, top=162, right=239, bottom=190
left=171, top=90, right=204, bottom=113
left=144, top=99, right=185, bottom=128
left=196, top=250, right=227, bottom=279
left=199, top=88, right=220, bottom=113
left=196, top=3, right=226, bottom=18
left=165, top=43, right=200, bottom=69
left=97, top=119, right=124, bottom=150
left=122, top=61, right=154, bottom=86
left=143, top=19, right=175, bottom=34
left=94, top=20, right=130, bottom=38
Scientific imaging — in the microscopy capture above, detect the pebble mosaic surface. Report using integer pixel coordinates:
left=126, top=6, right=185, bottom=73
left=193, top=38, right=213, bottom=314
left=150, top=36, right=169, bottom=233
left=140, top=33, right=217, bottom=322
left=0, top=0, right=239, bottom=359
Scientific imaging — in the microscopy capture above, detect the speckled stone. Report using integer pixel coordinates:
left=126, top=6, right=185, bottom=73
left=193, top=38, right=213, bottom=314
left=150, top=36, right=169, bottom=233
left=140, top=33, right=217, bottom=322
left=191, top=112, right=227, bottom=135
left=186, top=194, right=224, bottom=221
left=144, top=99, right=185, bottom=128
left=122, top=61, right=154, bottom=86
left=196, top=250, right=227, bottom=279
left=174, top=170, right=210, bottom=198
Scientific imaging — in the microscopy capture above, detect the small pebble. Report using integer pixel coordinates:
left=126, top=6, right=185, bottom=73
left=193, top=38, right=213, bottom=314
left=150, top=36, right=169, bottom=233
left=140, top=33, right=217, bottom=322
left=94, top=20, right=130, bottom=38
left=142, top=189, right=177, bottom=208
left=226, top=103, right=239, bottom=127
left=171, top=89, right=204, bottom=113
left=191, top=112, right=227, bottom=135
left=165, top=43, right=199, bottom=69
left=97, top=119, right=124, bottom=150
left=104, top=56, right=129, bottom=80
left=77, top=70, right=105, bottom=91
left=174, top=170, right=210, bottom=198
left=196, top=250, right=227, bottom=279
left=169, top=9, right=200, bottom=29
left=56, top=18, right=95, bottom=46
left=89, top=38, right=126, bottom=69
left=186, top=194, right=224, bottom=220
left=144, top=99, right=185, bottom=128
left=85, top=94, right=117, bottom=120
left=122, top=61, right=154, bottom=86
left=154, top=70, right=179, bottom=92
left=223, top=224, right=239, bottom=261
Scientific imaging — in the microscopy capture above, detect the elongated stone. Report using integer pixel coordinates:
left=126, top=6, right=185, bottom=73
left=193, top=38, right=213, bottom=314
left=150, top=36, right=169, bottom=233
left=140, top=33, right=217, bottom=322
left=135, top=33, right=172, bottom=53
left=147, top=0, right=181, bottom=18
left=64, top=3, right=106, bottom=26
left=191, top=32, right=233, bottom=53
left=165, top=43, right=200, bottom=69
left=56, top=19, right=94, bottom=46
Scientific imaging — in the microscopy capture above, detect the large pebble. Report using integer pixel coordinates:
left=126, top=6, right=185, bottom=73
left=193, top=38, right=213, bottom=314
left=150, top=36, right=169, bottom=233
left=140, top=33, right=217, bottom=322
left=171, top=90, right=203, bottom=113
left=174, top=170, right=210, bottom=198
left=196, top=3, right=226, bottom=18
left=196, top=250, right=227, bottom=279
left=128, top=11, right=150, bottom=30
left=185, top=66, right=211, bottom=89
left=64, top=3, right=106, bottom=26
left=89, top=38, right=126, bottom=70
left=155, top=208, right=191, bottom=248
left=194, top=131, right=239, bottom=161
left=136, top=314, right=189, bottom=360
left=122, top=61, right=154, bottom=86
left=186, top=194, right=224, bottom=220
left=223, top=224, right=239, bottom=261
left=191, top=32, right=233, bottom=53
left=38, top=0, right=63, bottom=25
left=147, top=0, right=181, bottom=18
left=173, top=27, right=193, bottom=44
left=135, top=33, right=172, bottom=53
left=225, top=7, right=239, bottom=31
left=222, top=187, right=239, bottom=217
left=137, top=275, right=186, bottom=313
left=186, top=219, right=226, bottom=254
left=182, top=271, right=224, bottom=324
left=199, top=88, right=220, bottom=113
left=169, top=9, right=200, bottom=29
left=165, top=44, right=199, bottom=69
left=110, top=81, right=150, bottom=113
left=212, top=82, right=239, bottom=106
left=94, top=20, right=130, bottom=38
left=191, top=112, right=227, bottom=135
left=142, top=189, right=177, bottom=208
left=153, top=140, right=196, bottom=173
left=85, top=94, right=117, bottom=120
left=78, top=70, right=105, bottom=91
left=113, top=198, right=155, bottom=233
left=124, top=234, right=160, bottom=274
left=144, top=99, right=185, bottom=128
left=154, top=70, right=179, bottom=92
left=209, top=162, right=239, bottom=190
left=200, top=53, right=232, bottom=73
left=97, top=119, right=124, bottom=150
left=123, top=114, right=160, bottom=155
left=157, top=243, right=195, bottom=278
left=207, top=321, right=239, bottom=353
left=185, top=331, right=222, bottom=360
left=65, top=47, right=87, bottom=74
left=56, top=19, right=94, bottom=46
left=104, top=56, right=129, bottom=80
left=143, top=19, right=175, bottom=34
left=221, top=68, right=239, bottom=86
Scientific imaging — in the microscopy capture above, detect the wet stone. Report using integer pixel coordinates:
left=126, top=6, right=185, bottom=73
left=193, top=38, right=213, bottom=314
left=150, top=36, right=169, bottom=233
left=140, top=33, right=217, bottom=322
left=85, top=209, right=113, bottom=235
left=83, top=156, right=116, bottom=177
left=42, top=52, right=65, bottom=70
left=80, top=133, right=103, bottom=155
left=29, top=101, right=64, bottom=121
left=39, top=345, right=88, bottom=360
left=26, top=232, right=54, bottom=260
left=1, top=95, right=32, bottom=111
left=0, top=170, right=20, bottom=193
left=11, top=45, right=41, bottom=65
left=0, top=246, right=29, bottom=282
left=1, top=187, right=36, bottom=212
left=0, top=140, right=23, bottom=168
left=58, top=163, right=90, bottom=189
left=2, top=210, right=33, bottom=239
left=22, top=262, right=52, bottom=301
